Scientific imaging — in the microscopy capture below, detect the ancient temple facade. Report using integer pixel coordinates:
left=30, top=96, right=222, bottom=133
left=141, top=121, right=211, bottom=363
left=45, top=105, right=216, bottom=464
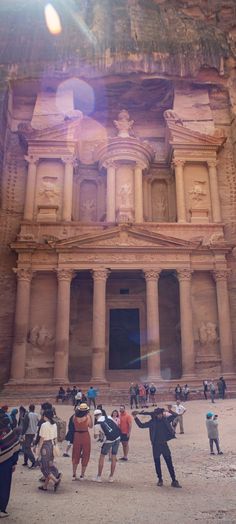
left=1, top=0, right=236, bottom=388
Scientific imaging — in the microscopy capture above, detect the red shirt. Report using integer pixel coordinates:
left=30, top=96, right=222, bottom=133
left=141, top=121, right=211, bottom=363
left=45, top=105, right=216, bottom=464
left=119, top=412, right=132, bottom=435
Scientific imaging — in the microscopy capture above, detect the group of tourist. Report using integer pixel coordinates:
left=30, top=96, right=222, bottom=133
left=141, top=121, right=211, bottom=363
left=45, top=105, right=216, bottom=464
left=203, top=377, right=227, bottom=402
left=56, top=385, right=98, bottom=408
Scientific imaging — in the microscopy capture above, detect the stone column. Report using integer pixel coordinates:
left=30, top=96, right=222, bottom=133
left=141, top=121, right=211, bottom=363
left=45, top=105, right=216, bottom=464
left=23, top=156, right=38, bottom=220
left=177, top=269, right=195, bottom=377
left=144, top=269, right=161, bottom=380
left=174, top=160, right=186, bottom=223
left=134, top=164, right=144, bottom=222
left=10, top=268, right=33, bottom=380
left=91, top=269, right=109, bottom=382
left=213, top=270, right=234, bottom=373
left=62, top=158, right=74, bottom=221
left=106, top=162, right=116, bottom=222
left=208, top=161, right=222, bottom=222
left=54, top=269, right=74, bottom=382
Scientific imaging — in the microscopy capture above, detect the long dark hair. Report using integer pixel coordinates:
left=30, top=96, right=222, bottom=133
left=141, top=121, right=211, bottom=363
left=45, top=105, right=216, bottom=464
left=43, top=409, right=55, bottom=425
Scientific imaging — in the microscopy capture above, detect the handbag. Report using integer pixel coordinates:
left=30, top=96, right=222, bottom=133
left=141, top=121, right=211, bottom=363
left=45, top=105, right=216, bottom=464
left=52, top=440, right=61, bottom=458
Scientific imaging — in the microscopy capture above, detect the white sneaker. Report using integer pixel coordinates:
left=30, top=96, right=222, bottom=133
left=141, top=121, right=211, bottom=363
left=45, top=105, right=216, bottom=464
left=93, top=476, right=102, bottom=482
left=79, top=476, right=85, bottom=481
left=108, top=476, right=114, bottom=483
left=0, top=512, right=9, bottom=518
left=72, top=476, right=78, bottom=481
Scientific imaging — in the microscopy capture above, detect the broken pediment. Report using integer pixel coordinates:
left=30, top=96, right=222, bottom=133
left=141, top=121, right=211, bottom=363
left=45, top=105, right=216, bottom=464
left=18, top=114, right=83, bottom=145
left=164, top=111, right=226, bottom=150
left=48, top=225, right=199, bottom=251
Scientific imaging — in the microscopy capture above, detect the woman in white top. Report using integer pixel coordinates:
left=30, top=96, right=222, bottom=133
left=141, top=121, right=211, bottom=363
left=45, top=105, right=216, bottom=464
left=38, top=409, right=61, bottom=492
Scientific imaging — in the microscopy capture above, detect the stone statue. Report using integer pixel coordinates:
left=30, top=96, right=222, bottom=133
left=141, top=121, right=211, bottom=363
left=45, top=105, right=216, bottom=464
left=81, top=198, right=96, bottom=221
left=189, top=181, right=207, bottom=203
left=199, top=321, right=219, bottom=346
left=113, top=109, right=134, bottom=138
left=28, top=325, right=54, bottom=348
left=153, top=191, right=168, bottom=219
left=119, top=183, right=132, bottom=206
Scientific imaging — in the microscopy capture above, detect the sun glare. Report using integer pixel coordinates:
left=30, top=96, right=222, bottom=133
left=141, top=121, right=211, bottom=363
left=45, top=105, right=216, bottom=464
left=44, top=3, right=62, bottom=35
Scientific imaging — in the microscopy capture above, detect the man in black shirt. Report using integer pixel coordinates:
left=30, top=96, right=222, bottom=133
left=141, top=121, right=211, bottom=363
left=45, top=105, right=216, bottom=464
left=132, top=407, right=182, bottom=488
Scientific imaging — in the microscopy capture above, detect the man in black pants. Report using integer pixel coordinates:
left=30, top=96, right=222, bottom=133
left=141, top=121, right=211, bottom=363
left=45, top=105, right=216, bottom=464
left=132, top=407, right=182, bottom=488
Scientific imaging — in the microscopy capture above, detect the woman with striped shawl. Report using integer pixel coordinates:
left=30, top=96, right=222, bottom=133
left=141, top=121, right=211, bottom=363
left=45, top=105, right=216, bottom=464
left=0, top=409, right=20, bottom=518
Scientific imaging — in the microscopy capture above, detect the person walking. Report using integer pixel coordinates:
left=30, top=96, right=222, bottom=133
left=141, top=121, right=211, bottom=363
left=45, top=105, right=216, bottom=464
left=119, top=405, right=132, bottom=461
left=209, top=381, right=216, bottom=403
left=205, top=412, right=223, bottom=455
left=87, top=386, right=97, bottom=409
left=72, top=403, right=93, bottom=481
left=203, top=380, right=208, bottom=400
left=0, top=409, right=20, bottom=518
left=129, top=383, right=138, bottom=409
left=37, top=409, right=62, bottom=492
left=93, top=409, right=121, bottom=482
left=22, top=404, right=39, bottom=468
left=132, top=407, right=181, bottom=488
left=173, top=400, right=186, bottom=434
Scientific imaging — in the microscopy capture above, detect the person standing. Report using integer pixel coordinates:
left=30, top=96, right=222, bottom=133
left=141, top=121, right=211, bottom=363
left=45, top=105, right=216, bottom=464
left=138, top=384, right=146, bottom=408
left=93, top=409, right=121, bottom=482
left=132, top=407, right=181, bottom=488
left=72, top=403, right=93, bottom=481
left=174, top=384, right=182, bottom=401
left=37, top=409, right=62, bottom=492
left=203, top=380, right=208, bottom=400
left=205, top=412, right=223, bottom=455
left=217, top=377, right=227, bottom=399
left=63, top=408, right=76, bottom=458
left=86, top=386, right=97, bottom=409
left=22, top=404, right=39, bottom=468
left=209, top=381, right=216, bottom=403
left=0, top=409, right=20, bottom=518
left=173, top=400, right=186, bottom=434
left=183, top=384, right=190, bottom=401
left=129, top=383, right=138, bottom=409
left=119, top=405, right=132, bottom=461
left=149, top=384, right=157, bottom=406
left=9, top=409, right=18, bottom=430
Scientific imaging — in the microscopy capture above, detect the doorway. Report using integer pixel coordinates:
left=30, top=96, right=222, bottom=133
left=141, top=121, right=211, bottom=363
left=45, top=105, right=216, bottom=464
left=109, top=308, right=141, bottom=369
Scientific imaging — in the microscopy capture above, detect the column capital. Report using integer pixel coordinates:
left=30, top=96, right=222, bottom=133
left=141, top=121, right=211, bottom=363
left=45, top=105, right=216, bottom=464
left=172, top=159, right=185, bottom=168
left=24, top=154, right=39, bottom=165
left=104, top=160, right=116, bottom=169
left=61, top=156, right=77, bottom=166
left=207, top=160, right=217, bottom=169
left=56, top=269, right=75, bottom=282
left=212, top=269, right=231, bottom=282
left=135, top=163, right=143, bottom=171
left=177, top=268, right=193, bottom=281
left=143, top=269, right=161, bottom=281
left=13, top=267, right=34, bottom=282
left=92, top=268, right=110, bottom=281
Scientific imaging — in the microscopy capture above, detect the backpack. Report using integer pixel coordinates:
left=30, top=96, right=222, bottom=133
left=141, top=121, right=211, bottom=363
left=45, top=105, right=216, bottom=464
left=150, top=386, right=156, bottom=394
left=99, top=417, right=121, bottom=441
left=54, top=416, right=67, bottom=442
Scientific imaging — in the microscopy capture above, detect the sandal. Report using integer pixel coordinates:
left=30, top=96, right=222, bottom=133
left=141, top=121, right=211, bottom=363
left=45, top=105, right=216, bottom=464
left=38, top=486, right=47, bottom=491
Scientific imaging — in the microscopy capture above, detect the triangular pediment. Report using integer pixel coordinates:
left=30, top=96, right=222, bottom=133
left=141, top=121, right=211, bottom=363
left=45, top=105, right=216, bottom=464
left=49, top=225, right=199, bottom=250
left=166, top=121, right=226, bottom=149
left=18, top=116, right=83, bottom=144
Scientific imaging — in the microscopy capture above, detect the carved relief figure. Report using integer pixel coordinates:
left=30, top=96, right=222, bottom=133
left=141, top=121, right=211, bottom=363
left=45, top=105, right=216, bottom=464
left=39, top=177, right=60, bottom=203
left=199, top=321, right=219, bottom=346
left=189, top=180, right=207, bottom=204
left=81, top=198, right=96, bottom=221
left=28, top=325, right=54, bottom=349
left=119, top=183, right=132, bottom=207
left=113, top=109, right=134, bottom=138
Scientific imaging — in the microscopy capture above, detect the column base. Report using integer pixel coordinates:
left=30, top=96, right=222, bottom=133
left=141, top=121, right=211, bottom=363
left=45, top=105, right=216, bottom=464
left=90, top=377, right=108, bottom=385
left=53, top=377, right=69, bottom=385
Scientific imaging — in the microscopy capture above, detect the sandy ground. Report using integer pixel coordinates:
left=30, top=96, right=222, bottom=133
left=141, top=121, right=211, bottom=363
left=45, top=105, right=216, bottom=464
left=5, top=399, right=236, bottom=524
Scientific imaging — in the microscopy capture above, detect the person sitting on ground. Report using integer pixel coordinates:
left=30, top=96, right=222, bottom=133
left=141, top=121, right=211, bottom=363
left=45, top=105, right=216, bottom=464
left=72, top=404, right=93, bottom=481
left=132, top=407, right=182, bottom=488
left=93, top=409, right=121, bottom=483
left=205, top=412, right=223, bottom=455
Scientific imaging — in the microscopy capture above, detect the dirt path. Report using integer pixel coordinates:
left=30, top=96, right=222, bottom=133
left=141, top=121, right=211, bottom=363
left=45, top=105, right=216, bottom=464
left=6, top=399, right=236, bottom=524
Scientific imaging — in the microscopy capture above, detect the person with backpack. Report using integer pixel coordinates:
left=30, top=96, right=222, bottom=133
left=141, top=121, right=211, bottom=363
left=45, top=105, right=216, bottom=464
left=93, top=409, right=121, bottom=482
left=132, top=407, right=182, bottom=488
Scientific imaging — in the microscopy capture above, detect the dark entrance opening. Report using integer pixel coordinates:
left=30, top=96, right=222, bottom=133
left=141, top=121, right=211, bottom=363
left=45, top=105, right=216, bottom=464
left=109, top=308, right=141, bottom=369
left=159, top=272, right=182, bottom=379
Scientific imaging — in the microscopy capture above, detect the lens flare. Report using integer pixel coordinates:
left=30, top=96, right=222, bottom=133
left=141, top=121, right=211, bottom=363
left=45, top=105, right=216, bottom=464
left=44, top=4, right=62, bottom=35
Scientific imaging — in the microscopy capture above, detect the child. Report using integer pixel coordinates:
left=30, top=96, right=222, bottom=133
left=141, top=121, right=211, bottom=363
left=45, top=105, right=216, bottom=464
left=205, top=412, right=223, bottom=455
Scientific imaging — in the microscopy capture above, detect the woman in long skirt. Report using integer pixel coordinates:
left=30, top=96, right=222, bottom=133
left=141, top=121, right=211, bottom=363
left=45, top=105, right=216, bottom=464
left=72, top=403, right=93, bottom=480
left=38, top=408, right=61, bottom=492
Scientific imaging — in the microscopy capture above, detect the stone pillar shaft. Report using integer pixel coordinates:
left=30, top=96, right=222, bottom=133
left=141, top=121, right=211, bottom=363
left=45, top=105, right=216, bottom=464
left=144, top=270, right=161, bottom=379
left=178, top=269, right=195, bottom=376
left=24, top=157, right=37, bottom=220
left=213, top=270, right=234, bottom=373
left=208, top=162, right=222, bottom=222
left=54, top=269, right=73, bottom=381
left=134, top=165, right=144, bottom=222
left=91, top=269, right=109, bottom=382
left=106, top=164, right=116, bottom=222
left=62, top=161, right=74, bottom=221
left=174, top=160, right=186, bottom=223
left=10, top=269, right=33, bottom=380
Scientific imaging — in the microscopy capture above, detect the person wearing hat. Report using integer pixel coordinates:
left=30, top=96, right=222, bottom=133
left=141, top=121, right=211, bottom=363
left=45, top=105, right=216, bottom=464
left=205, top=412, right=223, bottom=455
left=72, top=403, right=93, bottom=481
left=0, top=408, right=20, bottom=518
left=132, top=407, right=182, bottom=488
